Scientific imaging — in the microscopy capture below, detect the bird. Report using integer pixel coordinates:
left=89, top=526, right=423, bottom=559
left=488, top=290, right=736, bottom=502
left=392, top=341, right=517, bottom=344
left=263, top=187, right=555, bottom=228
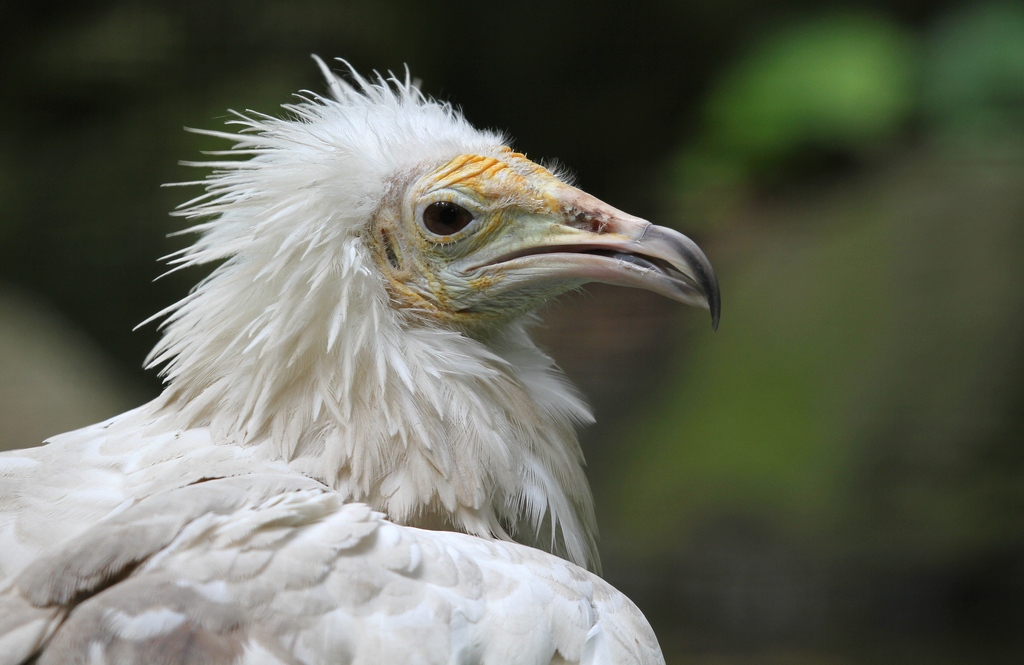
left=0, top=57, right=719, bottom=665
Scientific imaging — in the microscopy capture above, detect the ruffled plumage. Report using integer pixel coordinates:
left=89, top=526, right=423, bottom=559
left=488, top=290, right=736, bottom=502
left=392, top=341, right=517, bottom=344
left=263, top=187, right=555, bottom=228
left=0, top=58, right=669, bottom=664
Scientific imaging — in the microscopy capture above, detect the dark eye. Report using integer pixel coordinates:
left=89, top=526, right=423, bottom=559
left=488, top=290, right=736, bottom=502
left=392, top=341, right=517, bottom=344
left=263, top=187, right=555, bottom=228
left=422, top=201, right=473, bottom=236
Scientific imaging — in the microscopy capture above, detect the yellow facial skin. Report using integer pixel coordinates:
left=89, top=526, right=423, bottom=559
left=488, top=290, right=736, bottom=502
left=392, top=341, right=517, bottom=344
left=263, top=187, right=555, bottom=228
left=368, top=148, right=721, bottom=335
left=370, top=149, right=587, bottom=331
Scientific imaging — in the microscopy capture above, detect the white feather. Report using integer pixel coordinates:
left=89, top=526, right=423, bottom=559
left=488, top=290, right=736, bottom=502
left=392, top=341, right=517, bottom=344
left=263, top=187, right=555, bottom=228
left=0, top=59, right=665, bottom=664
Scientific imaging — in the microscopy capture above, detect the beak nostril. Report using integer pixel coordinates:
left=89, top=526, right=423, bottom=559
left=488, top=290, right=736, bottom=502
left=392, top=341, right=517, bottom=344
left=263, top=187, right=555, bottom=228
left=570, top=212, right=607, bottom=235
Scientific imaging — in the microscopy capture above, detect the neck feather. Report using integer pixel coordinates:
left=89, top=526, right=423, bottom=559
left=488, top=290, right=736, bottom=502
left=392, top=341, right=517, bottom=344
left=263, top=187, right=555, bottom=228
left=147, top=236, right=600, bottom=569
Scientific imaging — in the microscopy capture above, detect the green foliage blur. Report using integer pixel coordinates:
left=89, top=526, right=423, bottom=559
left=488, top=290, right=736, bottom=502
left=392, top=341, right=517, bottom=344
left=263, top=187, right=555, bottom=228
left=1, top=1, right=1023, bottom=662
left=598, top=3, right=1024, bottom=660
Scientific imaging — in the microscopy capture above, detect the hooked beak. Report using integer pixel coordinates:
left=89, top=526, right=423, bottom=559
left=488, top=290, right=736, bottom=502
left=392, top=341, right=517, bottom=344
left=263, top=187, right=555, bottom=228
left=466, top=186, right=721, bottom=330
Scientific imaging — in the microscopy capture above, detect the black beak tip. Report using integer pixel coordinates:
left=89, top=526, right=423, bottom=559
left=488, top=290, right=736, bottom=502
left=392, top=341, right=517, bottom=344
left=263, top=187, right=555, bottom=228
left=706, top=273, right=721, bottom=332
left=687, top=241, right=720, bottom=332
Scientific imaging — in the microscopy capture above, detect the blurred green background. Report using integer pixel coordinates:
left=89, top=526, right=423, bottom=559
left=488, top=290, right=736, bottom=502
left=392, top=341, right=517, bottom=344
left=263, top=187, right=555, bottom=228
left=2, top=1, right=1023, bottom=662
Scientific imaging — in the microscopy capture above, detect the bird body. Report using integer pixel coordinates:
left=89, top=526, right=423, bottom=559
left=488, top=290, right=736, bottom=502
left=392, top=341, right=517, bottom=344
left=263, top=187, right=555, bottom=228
left=0, top=59, right=718, bottom=664
left=0, top=413, right=660, bottom=664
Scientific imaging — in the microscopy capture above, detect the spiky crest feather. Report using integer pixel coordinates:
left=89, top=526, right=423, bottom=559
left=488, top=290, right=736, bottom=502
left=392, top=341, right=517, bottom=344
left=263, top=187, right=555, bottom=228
left=141, top=58, right=600, bottom=568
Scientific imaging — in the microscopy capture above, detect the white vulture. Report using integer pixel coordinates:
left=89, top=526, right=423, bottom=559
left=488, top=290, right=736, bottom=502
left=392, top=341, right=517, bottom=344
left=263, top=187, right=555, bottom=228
left=0, top=58, right=720, bottom=665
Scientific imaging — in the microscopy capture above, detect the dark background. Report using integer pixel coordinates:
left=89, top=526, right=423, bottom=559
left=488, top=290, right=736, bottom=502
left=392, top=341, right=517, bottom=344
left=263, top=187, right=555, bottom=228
left=2, top=1, right=1023, bottom=662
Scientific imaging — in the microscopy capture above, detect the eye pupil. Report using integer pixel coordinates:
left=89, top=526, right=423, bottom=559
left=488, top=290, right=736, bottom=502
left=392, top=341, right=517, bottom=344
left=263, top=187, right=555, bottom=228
left=423, top=201, right=473, bottom=236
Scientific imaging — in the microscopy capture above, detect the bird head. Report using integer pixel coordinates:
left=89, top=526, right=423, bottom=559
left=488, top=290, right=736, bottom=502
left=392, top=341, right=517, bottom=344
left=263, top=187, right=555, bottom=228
left=370, top=148, right=719, bottom=336
left=147, top=58, right=719, bottom=569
